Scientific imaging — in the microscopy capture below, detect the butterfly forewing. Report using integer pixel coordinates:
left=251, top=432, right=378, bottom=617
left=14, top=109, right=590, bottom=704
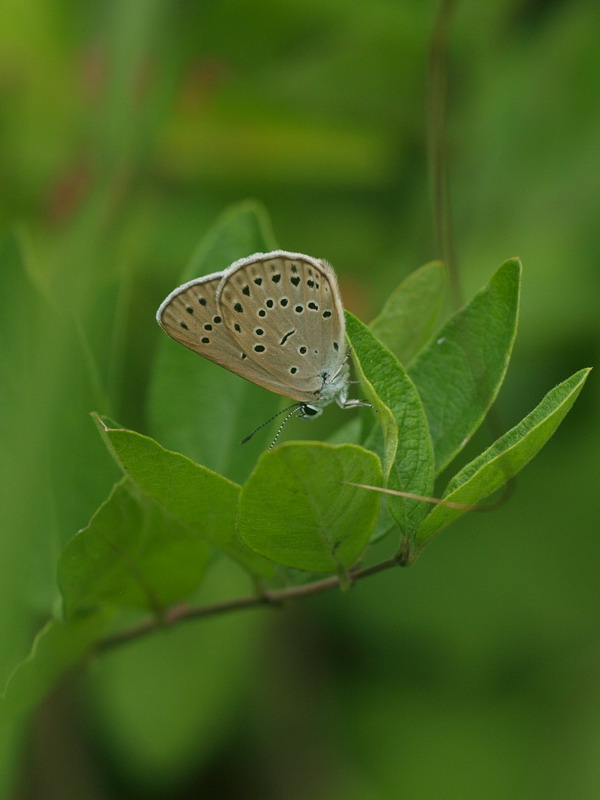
left=157, top=272, right=302, bottom=399
left=217, top=252, right=346, bottom=398
left=157, top=273, right=234, bottom=364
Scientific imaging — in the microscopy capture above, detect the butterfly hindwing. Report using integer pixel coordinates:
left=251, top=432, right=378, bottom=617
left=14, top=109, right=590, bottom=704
left=217, top=252, right=347, bottom=398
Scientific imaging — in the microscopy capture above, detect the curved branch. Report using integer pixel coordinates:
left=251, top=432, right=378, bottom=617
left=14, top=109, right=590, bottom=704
left=96, top=554, right=404, bottom=653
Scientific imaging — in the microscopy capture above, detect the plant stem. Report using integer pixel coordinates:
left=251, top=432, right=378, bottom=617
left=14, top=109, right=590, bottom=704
left=96, top=554, right=403, bottom=653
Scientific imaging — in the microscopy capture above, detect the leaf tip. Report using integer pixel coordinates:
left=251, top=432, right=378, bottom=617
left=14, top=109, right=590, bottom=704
left=494, top=256, right=522, bottom=283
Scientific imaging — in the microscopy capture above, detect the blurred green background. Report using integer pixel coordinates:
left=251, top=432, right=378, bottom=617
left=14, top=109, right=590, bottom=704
left=1, top=0, right=598, bottom=797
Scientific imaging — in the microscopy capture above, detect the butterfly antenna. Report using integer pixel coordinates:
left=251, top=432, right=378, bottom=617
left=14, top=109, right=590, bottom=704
left=241, top=403, right=301, bottom=445
left=268, top=406, right=303, bottom=450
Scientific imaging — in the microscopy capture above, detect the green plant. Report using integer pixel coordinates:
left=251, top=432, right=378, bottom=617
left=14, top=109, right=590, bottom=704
left=0, top=202, right=589, bottom=727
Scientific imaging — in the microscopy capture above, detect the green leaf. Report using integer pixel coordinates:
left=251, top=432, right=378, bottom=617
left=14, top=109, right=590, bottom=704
left=416, top=369, right=591, bottom=546
left=0, top=234, right=119, bottom=688
left=352, top=423, right=399, bottom=544
left=58, top=479, right=210, bottom=618
left=370, top=261, right=445, bottom=365
left=326, top=414, right=363, bottom=446
left=147, top=201, right=282, bottom=485
left=346, top=312, right=435, bottom=535
left=94, top=416, right=274, bottom=578
left=0, top=608, right=115, bottom=725
left=408, top=258, right=521, bottom=474
left=370, top=496, right=400, bottom=544
left=239, top=442, right=382, bottom=573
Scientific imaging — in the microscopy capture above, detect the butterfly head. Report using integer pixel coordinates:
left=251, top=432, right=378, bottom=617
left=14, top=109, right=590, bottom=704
left=298, top=403, right=322, bottom=419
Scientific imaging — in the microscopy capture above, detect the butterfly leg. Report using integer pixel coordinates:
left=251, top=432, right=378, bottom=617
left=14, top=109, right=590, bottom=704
left=338, top=398, right=377, bottom=410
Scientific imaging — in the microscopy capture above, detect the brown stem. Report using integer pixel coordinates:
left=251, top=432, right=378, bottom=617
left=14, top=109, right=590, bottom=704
left=428, top=0, right=461, bottom=308
left=96, top=555, right=404, bottom=653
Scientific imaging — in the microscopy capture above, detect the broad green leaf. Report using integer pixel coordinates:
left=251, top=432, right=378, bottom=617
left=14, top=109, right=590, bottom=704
left=353, top=423, right=399, bottom=544
left=409, top=258, right=521, bottom=474
left=58, top=479, right=210, bottom=618
left=416, top=369, right=590, bottom=546
left=148, top=201, right=282, bottom=484
left=0, top=608, right=115, bottom=725
left=94, top=416, right=274, bottom=577
left=370, top=261, right=445, bottom=365
left=239, top=442, right=382, bottom=573
left=370, top=496, right=399, bottom=544
left=346, top=313, right=435, bottom=534
left=0, top=234, right=118, bottom=686
left=326, top=414, right=363, bottom=446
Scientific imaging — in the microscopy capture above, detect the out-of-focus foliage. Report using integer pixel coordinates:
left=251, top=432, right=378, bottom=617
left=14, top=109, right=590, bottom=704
left=0, top=0, right=598, bottom=798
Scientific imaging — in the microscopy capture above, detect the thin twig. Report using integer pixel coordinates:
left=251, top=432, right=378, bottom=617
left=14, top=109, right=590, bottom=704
left=96, top=555, right=404, bottom=653
left=428, top=0, right=460, bottom=307
left=343, top=481, right=509, bottom=512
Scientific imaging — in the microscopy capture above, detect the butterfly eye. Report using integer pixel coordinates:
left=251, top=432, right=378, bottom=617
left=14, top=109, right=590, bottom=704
left=300, top=404, right=321, bottom=418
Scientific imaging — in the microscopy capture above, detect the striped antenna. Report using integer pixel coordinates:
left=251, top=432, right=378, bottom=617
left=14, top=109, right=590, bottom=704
left=241, top=403, right=301, bottom=445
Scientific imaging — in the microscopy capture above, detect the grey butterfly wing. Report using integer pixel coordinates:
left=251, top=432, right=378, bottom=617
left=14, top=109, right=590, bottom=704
left=216, top=252, right=347, bottom=401
left=157, top=272, right=300, bottom=399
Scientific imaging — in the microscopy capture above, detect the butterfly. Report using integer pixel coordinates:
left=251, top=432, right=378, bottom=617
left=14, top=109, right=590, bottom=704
left=156, top=251, right=372, bottom=435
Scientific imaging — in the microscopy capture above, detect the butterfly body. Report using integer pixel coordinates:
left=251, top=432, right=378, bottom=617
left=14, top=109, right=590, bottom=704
left=157, top=251, right=370, bottom=423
